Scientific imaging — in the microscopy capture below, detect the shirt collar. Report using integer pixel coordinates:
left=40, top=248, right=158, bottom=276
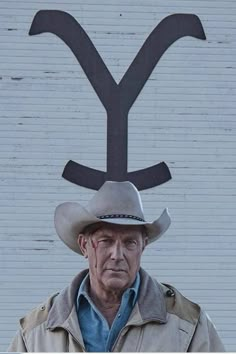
left=77, top=271, right=140, bottom=310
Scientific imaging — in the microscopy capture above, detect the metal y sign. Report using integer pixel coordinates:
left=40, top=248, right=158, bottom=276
left=29, top=11, right=206, bottom=190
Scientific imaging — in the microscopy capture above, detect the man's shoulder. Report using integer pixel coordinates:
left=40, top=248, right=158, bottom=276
left=139, top=269, right=201, bottom=326
left=19, top=269, right=88, bottom=334
left=19, top=292, right=60, bottom=332
left=160, top=282, right=201, bottom=324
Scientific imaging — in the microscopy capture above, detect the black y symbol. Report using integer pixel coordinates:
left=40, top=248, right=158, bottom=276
left=29, top=11, right=206, bottom=190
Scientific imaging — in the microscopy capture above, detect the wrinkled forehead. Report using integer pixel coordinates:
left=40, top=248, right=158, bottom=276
left=82, top=222, right=145, bottom=238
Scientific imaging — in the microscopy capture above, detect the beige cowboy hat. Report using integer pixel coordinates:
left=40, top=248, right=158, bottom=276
left=54, top=181, right=171, bottom=255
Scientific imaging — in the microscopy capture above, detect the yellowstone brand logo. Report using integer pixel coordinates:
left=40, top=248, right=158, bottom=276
left=29, top=11, right=206, bottom=190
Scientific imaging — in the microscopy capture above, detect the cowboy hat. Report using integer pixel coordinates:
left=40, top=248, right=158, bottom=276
left=54, top=181, right=171, bottom=255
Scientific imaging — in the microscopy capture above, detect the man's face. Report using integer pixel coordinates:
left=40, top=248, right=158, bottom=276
left=78, top=223, right=147, bottom=295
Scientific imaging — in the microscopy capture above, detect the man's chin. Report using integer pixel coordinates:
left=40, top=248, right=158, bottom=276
left=103, top=277, right=129, bottom=292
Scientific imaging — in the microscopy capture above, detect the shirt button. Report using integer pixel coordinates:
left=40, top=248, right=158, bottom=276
left=118, top=313, right=121, bottom=318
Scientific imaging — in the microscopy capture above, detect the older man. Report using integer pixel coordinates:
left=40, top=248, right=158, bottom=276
left=8, top=181, right=225, bottom=352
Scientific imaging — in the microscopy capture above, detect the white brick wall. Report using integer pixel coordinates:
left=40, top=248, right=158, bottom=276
left=0, top=0, right=236, bottom=350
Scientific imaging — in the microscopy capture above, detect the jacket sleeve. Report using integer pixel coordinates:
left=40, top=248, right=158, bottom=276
left=188, top=310, right=225, bottom=352
left=7, top=330, right=28, bottom=352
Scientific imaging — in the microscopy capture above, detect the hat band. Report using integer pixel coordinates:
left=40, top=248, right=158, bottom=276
left=98, top=214, right=145, bottom=222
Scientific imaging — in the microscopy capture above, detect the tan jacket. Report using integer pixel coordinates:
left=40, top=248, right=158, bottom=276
left=8, top=268, right=225, bottom=352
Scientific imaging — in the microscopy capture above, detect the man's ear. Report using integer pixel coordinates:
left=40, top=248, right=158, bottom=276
left=142, top=237, right=148, bottom=251
left=77, top=234, right=88, bottom=258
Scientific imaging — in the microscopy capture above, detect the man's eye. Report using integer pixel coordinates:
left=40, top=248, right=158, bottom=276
left=126, top=240, right=137, bottom=248
left=98, top=239, right=112, bottom=246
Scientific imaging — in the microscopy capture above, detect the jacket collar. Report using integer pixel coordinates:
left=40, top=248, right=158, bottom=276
left=46, top=268, right=167, bottom=330
left=137, top=268, right=167, bottom=324
left=46, top=269, right=89, bottom=330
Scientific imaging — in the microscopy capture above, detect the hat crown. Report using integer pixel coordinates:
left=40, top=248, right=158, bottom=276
left=87, top=181, right=145, bottom=220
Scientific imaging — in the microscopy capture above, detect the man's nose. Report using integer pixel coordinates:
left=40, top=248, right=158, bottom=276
left=110, top=242, right=124, bottom=260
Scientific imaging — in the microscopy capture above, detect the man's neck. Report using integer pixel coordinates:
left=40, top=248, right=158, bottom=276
left=88, top=281, right=123, bottom=326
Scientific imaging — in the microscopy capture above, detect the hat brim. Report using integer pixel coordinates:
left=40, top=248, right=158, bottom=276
left=54, top=202, right=171, bottom=255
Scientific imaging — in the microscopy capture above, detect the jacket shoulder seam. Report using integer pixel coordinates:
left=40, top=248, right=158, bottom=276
left=20, top=292, right=59, bottom=333
left=160, top=282, right=201, bottom=325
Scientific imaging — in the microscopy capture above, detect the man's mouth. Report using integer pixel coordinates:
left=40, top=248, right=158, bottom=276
left=107, top=268, right=127, bottom=273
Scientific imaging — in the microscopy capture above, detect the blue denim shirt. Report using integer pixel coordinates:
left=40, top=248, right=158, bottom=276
left=76, top=272, right=140, bottom=352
